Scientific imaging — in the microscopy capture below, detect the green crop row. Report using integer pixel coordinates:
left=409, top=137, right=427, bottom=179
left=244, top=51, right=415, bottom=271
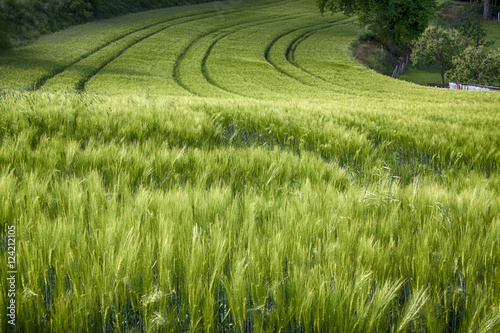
left=0, top=0, right=221, bottom=51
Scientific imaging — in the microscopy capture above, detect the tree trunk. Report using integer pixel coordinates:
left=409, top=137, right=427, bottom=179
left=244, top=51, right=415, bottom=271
left=440, top=62, right=445, bottom=86
left=484, top=0, right=492, bottom=20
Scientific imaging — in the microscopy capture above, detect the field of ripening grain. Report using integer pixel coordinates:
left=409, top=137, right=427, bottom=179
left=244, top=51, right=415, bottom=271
left=0, top=0, right=499, bottom=331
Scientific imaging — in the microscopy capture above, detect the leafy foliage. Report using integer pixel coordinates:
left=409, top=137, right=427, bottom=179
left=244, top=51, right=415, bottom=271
left=406, top=1, right=498, bottom=86
left=412, top=5, right=497, bottom=86
left=447, top=46, right=500, bottom=86
left=411, top=25, right=466, bottom=85
left=316, top=0, right=437, bottom=50
left=352, top=37, right=396, bottom=75
left=452, top=10, right=494, bottom=48
left=0, top=6, right=9, bottom=49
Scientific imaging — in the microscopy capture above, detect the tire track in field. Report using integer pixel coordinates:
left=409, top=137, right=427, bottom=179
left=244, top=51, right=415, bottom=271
left=38, top=0, right=291, bottom=91
left=75, top=19, right=198, bottom=91
left=199, top=16, right=300, bottom=98
left=35, top=10, right=219, bottom=91
left=200, top=18, right=350, bottom=98
left=172, top=14, right=299, bottom=96
left=80, top=0, right=297, bottom=92
left=168, top=0, right=302, bottom=96
left=284, top=19, right=355, bottom=87
left=262, top=21, right=336, bottom=86
left=59, top=11, right=230, bottom=91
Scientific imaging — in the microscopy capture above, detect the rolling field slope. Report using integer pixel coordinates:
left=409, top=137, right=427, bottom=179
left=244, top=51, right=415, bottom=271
left=1, top=0, right=500, bottom=331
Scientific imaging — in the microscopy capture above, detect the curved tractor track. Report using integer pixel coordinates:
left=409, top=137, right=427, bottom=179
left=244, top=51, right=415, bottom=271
left=263, top=21, right=340, bottom=87
left=171, top=15, right=300, bottom=96
left=284, top=19, right=355, bottom=87
left=189, top=15, right=301, bottom=98
left=39, top=0, right=294, bottom=92
left=36, top=10, right=217, bottom=91
left=26, top=0, right=357, bottom=99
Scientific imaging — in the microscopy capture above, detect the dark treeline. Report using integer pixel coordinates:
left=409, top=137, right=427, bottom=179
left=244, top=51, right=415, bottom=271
left=0, top=0, right=216, bottom=50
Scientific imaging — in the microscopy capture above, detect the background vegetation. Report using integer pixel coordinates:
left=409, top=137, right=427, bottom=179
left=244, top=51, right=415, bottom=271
left=316, top=0, right=437, bottom=53
left=400, top=0, right=500, bottom=86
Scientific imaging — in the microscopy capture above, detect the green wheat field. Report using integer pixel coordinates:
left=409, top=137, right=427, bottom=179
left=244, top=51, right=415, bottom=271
left=1, top=0, right=500, bottom=331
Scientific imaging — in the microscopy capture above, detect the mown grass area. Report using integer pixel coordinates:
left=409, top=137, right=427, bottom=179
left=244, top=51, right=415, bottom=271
left=1, top=0, right=500, bottom=332
left=484, top=21, right=500, bottom=50
left=399, top=62, right=444, bottom=86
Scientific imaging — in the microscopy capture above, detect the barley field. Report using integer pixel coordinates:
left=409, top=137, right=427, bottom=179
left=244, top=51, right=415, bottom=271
left=0, top=0, right=499, bottom=332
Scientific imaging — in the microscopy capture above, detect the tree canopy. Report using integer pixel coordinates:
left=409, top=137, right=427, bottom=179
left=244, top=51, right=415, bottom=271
left=411, top=25, right=466, bottom=85
left=447, top=46, right=500, bottom=86
left=455, top=12, right=494, bottom=49
left=316, top=0, right=437, bottom=51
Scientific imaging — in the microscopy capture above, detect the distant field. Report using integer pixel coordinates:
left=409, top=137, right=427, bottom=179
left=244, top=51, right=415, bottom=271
left=1, top=0, right=500, bottom=332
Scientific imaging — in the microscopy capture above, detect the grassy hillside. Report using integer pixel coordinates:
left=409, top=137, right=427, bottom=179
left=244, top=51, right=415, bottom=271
left=1, top=0, right=499, bottom=332
left=0, top=0, right=218, bottom=50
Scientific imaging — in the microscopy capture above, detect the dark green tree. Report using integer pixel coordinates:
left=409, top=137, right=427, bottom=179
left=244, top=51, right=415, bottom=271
left=454, top=10, right=494, bottom=48
left=316, top=0, right=437, bottom=51
left=411, top=25, right=466, bottom=85
left=0, top=8, right=10, bottom=50
left=447, top=46, right=500, bottom=86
